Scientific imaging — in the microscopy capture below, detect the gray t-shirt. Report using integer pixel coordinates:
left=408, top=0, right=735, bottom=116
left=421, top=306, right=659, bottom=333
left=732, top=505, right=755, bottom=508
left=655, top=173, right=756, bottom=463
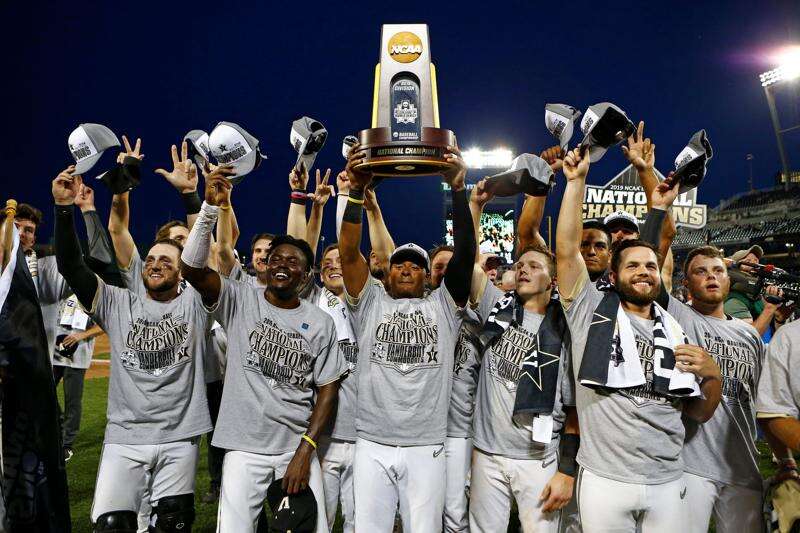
left=562, top=272, right=686, bottom=484
left=447, top=322, right=481, bottom=438
left=667, top=296, right=764, bottom=490
left=89, top=277, right=212, bottom=444
left=757, top=320, right=800, bottom=419
left=473, top=283, right=574, bottom=459
left=33, top=255, right=71, bottom=358
left=347, top=280, right=462, bottom=446
left=210, top=277, right=347, bottom=455
left=53, top=294, right=96, bottom=370
left=228, top=261, right=264, bottom=288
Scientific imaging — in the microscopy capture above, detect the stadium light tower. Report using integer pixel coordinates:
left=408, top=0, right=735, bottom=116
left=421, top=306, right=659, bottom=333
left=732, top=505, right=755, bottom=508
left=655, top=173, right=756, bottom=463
left=760, top=45, right=800, bottom=191
left=461, top=147, right=514, bottom=169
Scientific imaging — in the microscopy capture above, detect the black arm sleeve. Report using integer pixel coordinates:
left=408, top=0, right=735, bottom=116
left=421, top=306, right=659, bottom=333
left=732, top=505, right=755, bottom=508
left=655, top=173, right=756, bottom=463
left=54, top=205, right=98, bottom=310
left=640, top=207, right=666, bottom=248
left=443, top=188, right=476, bottom=306
left=82, top=209, right=114, bottom=265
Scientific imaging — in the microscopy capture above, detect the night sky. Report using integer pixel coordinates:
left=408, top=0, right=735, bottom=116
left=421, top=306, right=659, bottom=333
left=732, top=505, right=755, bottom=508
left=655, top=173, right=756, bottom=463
left=5, top=0, right=799, bottom=253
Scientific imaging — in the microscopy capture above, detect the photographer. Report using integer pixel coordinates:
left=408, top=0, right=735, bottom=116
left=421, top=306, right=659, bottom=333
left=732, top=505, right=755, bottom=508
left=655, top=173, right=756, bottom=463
left=724, top=245, right=783, bottom=338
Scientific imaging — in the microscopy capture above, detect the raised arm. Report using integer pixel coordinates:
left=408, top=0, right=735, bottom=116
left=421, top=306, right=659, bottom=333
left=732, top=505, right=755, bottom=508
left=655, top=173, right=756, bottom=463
left=287, top=163, right=310, bottom=240
left=364, top=188, right=395, bottom=270
left=468, top=178, right=494, bottom=302
left=555, top=148, right=591, bottom=299
left=180, top=168, right=235, bottom=307
left=441, top=146, right=475, bottom=308
left=339, top=145, right=372, bottom=298
left=74, top=183, right=114, bottom=265
left=215, top=183, right=238, bottom=277
left=306, top=169, right=333, bottom=255
left=641, top=176, right=681, bottom=308
left=156, top=141, right=203, bottom=229
left=107, top=136, right=145, bottom=269
left=518, top=145, right=563, bottom=251
left=51, top=169, right=98, bottom=310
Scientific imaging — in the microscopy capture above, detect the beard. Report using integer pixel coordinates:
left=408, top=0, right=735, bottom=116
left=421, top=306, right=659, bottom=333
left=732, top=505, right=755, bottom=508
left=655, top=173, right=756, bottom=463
left=617, top=276, right=660, bottom=306
left=690, top=285, right=728, bottom=305
left=144, top=275, right=179, bottom=293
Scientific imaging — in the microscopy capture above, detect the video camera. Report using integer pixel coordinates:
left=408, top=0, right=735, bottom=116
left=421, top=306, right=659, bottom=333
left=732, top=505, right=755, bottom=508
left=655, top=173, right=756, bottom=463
left=730, top=261, right=800, bottom=303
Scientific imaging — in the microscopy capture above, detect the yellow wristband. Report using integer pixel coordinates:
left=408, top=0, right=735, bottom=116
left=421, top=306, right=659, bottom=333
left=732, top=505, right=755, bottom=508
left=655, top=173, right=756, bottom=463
left=302, top=434, right=317, bottom=449
left=347, top=196, right=365, bottom=205
left=219, top=204, right=231, bottom=211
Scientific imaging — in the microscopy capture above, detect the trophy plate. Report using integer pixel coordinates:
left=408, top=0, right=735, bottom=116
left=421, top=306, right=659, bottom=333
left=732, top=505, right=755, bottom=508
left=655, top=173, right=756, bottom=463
left=355, top=127, right=456, bottom=176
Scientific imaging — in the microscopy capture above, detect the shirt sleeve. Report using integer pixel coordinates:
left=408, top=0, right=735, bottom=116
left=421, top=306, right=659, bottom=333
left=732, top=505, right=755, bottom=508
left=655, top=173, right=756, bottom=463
left=88, top=276, right=129, bottom=331
left=756, top=326, right=798, bottom=419
left=345, top=277, right=381, bottom=334
left=432, top=284, right=462, bottom=335
left=313, top=315, right=348, bottom=387
left=665, top=294, right=693, bottom=324
left=209, top=275, right=241, bottom=330
left=119, top=249, right=145, bottom=296
left=37, top=256, right=70, bottom=304
left=559, top=267, right=590, bottom=311
left=476, top=280, right=504, bottom=321
left=559, top=336, right=576, bottom=408
left=724, top=297, right=753, bottom=320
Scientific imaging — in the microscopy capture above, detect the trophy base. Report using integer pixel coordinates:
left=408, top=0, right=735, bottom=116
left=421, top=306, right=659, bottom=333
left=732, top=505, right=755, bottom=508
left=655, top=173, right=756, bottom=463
left=355, top=127, right=456, bottom=177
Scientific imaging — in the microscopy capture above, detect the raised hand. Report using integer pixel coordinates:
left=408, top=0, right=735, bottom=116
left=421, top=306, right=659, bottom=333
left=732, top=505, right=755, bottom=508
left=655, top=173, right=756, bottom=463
left=651, top=173, right=681, bottom=210
left=441, top=145, right=467, bottom=191
left=155, top=141, right=199, bottom=193
left=336, top=170, right=350, bottom=195
left=562, top=147, right=590, bottom=182
left=204, top=166, right=235, bottom=207
left=363, top=188, right=379, bottom=212
left=52, top=166, right=82, bottom=205
left=117, top=135, right=144, bottom=164
left=74, top=183, right=97, bottom=212
left=289, top=161, right=310, bottom=191
left=470, top=178, right=494, bottom=209
left=540, top=146, right=565, bottom=172
left=311, top=168, right=334, bottom=206
left=621, top=121, right=655, bottom=171
left=344, top=143, right=372, bottom=191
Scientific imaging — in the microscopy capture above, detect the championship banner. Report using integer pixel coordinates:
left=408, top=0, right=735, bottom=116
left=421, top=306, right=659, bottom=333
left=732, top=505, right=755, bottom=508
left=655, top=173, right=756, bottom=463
left=582, top=165, right=708, bottom=229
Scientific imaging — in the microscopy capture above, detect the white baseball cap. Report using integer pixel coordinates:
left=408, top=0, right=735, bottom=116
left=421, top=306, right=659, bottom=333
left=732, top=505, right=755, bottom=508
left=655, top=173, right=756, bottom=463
left=579, top=102, right=635, bottom=163
left=184, top=130, right=210, bottom=168
left=390, top=243, right=430, bottom=272
left=68, top=123, right=120, bottom=175
left=672, top=129, right=713, bottom=194
left=488, top=153, right=554, bottom=196
left=545, top=103, right=582, bottom=150
left=603, top=210, right=640, bottom=233
left=209, top=121, right=266, bottom=185
left=290, top=117, right=328, bottom=171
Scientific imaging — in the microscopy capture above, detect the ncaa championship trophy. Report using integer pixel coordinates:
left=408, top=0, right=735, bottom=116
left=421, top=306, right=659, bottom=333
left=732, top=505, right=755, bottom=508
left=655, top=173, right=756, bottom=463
left=355, top=24, right=457, bottom=176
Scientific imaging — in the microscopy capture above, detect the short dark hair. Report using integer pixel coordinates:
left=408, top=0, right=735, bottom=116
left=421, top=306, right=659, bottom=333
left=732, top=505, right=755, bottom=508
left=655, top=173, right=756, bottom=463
left=15, top=203, right=43, bottom=226
left=267, top=235, right=314, bottom=272
left=429, top=244, right=454, bottom=263
left=683, top=245, right=725, bottom=274
left=516, top=243, right=556, bottom=278
left=251, top=233, right=276, bottom=253
left=320, top=243, right=339, bottom=263
left=155, top=220, right=187, bottom=241
left=149, top=238, right=184, bottom=257
left=582, top=220, right=612, bottom=245
left=610, top=239, right=661, bottom=274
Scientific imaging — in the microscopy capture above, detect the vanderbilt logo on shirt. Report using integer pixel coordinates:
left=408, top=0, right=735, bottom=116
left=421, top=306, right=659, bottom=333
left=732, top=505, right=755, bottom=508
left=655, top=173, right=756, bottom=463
left=372, top=309, right=439, bottom=374
left=122, top=313, right=190, bottom=376
left=340, top=340, right=358, bottom=371
left=453, top=328, right=473, bottom=376
left=703, top=331, right=755, bottom=402
left=488, top=326, right=536, bottom=391
left=246, top=318, right=312, bottom=387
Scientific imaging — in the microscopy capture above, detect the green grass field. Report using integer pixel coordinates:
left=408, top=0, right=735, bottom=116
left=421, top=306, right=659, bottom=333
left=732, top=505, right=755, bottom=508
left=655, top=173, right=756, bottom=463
left=61, top=376, right=779, bottom=532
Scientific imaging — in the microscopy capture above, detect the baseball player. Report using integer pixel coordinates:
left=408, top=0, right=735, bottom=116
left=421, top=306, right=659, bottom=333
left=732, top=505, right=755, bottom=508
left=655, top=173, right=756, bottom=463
left=52, top=168, right=212, bottom=532
left=555, top=148, right=722, bottom=533
left=180, top=169, right=347, bottom=532
left=338, top=144, right=475, bottom=532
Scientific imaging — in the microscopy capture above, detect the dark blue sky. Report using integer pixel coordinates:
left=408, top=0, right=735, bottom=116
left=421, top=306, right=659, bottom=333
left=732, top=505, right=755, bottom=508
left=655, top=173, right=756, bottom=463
left=4, top=0, right=799, bottom=252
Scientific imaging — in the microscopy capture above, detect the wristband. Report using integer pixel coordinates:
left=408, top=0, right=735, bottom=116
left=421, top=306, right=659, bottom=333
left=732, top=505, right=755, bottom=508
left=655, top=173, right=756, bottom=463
left=290, top=191, right=308, bottom=205
left=342, top=196, right=363, bottom=224
left=557, top=433, right=580, bottom=477
left=301, top=434, right=317, bottom=449
left=181, top=191, right=202, bottom=215
left=349, top=188, right=364, bottom=201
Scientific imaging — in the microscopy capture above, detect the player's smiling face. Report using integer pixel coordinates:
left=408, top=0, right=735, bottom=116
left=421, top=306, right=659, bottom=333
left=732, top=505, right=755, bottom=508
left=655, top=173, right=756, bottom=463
left=388, top=260, right=427, bottom=299
left=252, top=238, right=272, bottom=274
left=321, top=247, right=343, bottom=294
left=685, top=255, right=730, bottom=304
left=611, top=246, right=661, bottom=305
left=266, top=244, right=307, bottom=294
left=514, top=250, right=552, bottom=300
left=142, top=243, right=182, bottom=293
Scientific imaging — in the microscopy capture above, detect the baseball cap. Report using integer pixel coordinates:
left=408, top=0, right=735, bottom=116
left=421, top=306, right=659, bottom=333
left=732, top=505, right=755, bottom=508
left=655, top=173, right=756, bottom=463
left=55, top=334, right=77, bottom=361
left=290, top=117, right=328, bottom=172
left=579, top=103, right=635, bottom=163
left=266, top=479, right=317, bottom=533
left=729, top=244, right=764, bottom=263
left=545, top=103, right=582, bottom=150
left=184, top=130, right=210, bottom=168
left=390, top=243, right=430, bottom=272
left=487, top=153, right=554, bottom=197
left=672, top=129, right=713, bottom=194
left=603, top=211, right=640, bottom=233
left=342, top=135, right=358, bottom=159
left=68, top=123, right=121, bottom=175
left=209, top=121, right=267, bottom=185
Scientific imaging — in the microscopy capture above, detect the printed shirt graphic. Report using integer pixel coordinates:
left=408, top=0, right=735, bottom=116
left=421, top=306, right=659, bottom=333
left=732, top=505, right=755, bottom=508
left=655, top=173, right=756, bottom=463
left=53, top=294, right=95, bottom=370
left=473, top=283, right=575, bottom=459
left=89, top=277, right=212, bottom=445
left=347, top=281, right=462, bottom=446
left=561, top=271, right=686, bottom=484
left=668, top=296, right=765, bottom=489
left=447, top=322, right=481, bottom=438
left=211, top=277, right=347, bottom=455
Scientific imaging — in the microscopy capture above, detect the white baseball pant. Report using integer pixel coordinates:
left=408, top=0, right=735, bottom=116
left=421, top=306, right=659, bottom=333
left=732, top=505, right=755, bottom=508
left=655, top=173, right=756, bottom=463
left=577, top=468, right=688, bottom=533
left=90, top=440, right=199, bottom=523
left=319, top=438, right=355, bottom=533
left=216, top=449, right=327, bottom=533
left=353, top=437, right=446, bottom=533
left=683, top=472, right=763, bottom=533
left=444, top=437, right=472, bottom=532
left=469, top=448, right=560, bottom=533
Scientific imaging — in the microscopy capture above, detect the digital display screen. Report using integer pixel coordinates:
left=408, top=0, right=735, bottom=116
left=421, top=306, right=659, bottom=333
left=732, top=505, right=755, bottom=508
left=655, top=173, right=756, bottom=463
left=445, top=209, right=515, bottom=263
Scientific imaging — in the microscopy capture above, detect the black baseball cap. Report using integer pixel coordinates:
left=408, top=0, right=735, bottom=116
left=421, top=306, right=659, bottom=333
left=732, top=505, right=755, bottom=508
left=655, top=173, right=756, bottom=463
left=266, top=479, right=317, bottom=533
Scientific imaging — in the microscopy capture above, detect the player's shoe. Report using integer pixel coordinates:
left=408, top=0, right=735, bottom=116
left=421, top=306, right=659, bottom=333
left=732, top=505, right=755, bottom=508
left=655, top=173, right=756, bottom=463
left=63, top=447, right=74, bottom=462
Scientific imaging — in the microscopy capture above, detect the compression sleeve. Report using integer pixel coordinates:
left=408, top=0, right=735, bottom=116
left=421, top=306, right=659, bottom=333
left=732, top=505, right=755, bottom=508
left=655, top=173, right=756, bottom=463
left=443, top=188, right=476, bottom=306
left=54, top=205, right=98, bottom=310
left=82, top=209, right=114, bottom=265
left=181, top=202, right=218, bottom=268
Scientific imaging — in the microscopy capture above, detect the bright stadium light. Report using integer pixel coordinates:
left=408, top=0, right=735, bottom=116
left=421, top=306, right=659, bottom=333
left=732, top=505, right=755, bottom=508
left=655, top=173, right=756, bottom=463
left=760, top=46, right=800, bottom=87
left=461, top=147, right=514, bottom=169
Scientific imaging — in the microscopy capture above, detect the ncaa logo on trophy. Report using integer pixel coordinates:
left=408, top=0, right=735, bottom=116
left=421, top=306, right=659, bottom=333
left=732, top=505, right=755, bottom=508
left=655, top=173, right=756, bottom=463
left=355, top=24, right=457, bottom=176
